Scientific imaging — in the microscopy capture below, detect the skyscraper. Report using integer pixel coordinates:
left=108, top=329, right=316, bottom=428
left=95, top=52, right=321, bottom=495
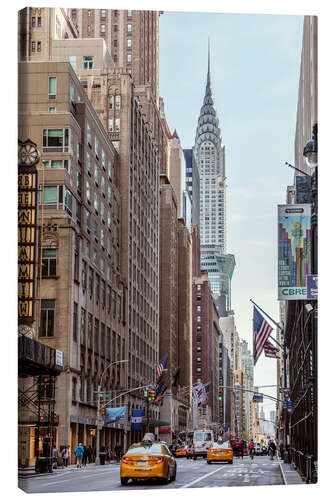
left=193, top=45, right=226, bottom=251
left=193, top=44, right=235, bottom=303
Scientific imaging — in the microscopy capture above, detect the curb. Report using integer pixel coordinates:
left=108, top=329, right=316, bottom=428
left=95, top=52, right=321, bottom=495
left=278, top=461, right=287, bottom=485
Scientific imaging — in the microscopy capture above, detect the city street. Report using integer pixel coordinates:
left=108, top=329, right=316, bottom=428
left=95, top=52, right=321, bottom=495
left=19, top=456, right=284, bottom=493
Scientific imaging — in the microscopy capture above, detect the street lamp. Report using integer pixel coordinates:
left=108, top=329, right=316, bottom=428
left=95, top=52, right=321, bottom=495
left=303, top=123, right=318, bottom=169
left=95, top=359, right=128, bottom=465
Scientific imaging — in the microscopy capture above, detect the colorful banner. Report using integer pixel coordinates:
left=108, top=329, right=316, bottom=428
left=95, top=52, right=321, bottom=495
left=105, top=406, right=127, bottom=424
left=278, top=204, right=312, bottom=300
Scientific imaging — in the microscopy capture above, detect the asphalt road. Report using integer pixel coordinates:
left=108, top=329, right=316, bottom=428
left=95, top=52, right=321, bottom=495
left=18, top=455, right=284, bottom=493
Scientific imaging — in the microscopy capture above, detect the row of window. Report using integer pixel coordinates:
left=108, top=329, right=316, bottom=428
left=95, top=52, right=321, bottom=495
left=72, top=8, right=130, bottom=19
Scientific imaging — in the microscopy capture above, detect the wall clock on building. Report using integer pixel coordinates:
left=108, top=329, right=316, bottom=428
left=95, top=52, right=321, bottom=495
left=18, top=324, right=35, bottom=338
left=18, top=139, right=40, bottom=167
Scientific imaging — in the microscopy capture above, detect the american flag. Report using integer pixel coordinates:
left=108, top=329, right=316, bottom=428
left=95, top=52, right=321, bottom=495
left=253, top=307, right=273, bottom=365
left=156, top=356, right=168, bottom=378
left=264, top=339, right=280, bottom=359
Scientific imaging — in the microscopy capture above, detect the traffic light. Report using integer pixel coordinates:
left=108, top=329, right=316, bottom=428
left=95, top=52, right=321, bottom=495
left=218, top=389, right=222, bottom=401
left=100, top=407, right=105, bottom=417
left=51, top=411, right=57, bottom=423
left=148, top=389, right=155, bottom=402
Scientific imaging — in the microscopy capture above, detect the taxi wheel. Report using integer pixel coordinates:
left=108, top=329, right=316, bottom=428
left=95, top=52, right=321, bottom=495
left=162, top=467, right=171, bottom=484
left=207, top=460, right=211, bottom=464
left=193, top=456, right=197, bottom=460
left=121, top=478, right=129, bottom=486
left=228, top=460, right=233, bottom=464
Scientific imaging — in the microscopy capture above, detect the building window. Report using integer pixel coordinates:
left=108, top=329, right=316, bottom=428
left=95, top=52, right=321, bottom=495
left=71, top=9, right=77, bottom=19
left=127, top=10, right=132, bottom=17
left=114, top=24, right=118, bottom=32
left=95, top=274, right=100, bottom=305
left=31, top=41, right=35, bottom=52
left=127, top=39, right=132, bottom=48
left=42, top=249, right=57, bottom=277
left=82, top=260, right=87, bottom=290
left=114, top=39, right=118, bottom=47
left=87, top=122, right=92, bottom=145
left=38, top=17, right=42, bottom=27
left=127, top=24, right=132, bottom=32
left=115, top=118, right=120, bottom=131
left=85, top=209, right=91, bottom=232
left=37, top=41, right=41, bottom=52
left=95, top=136, right=99, bottom=158
left=108, top=95, right=113, bottom=109
left=69, top=56, right=76, bottom=70
left=83, top=56, right=94, bottom=69
left=87, top=24, right=91, bottom=33
left=48, top=77, right=57, bottom=99
left=88, top=267, right=93, bottom=297
left=101, top=9, right=106, bottom=18
left=31, top=17, right=36, bottom=27
left=72, top=377, right=77, bottom=401
left=70, top=80, right=75, bottom=102
left=108, top=119, right=114, bottom=131
left=43, top=128, right=69, bottom=152
left=73, top=302, right=78, bottom=342
left=101, top=24, right=106, bottom=33
left=40, top=299, right=55, bottom=337
left=115, top=95, right=121, bottom=109
left=48, top=107, right=56, bottom=113
left=113, top=54, right=118, bottom=63
left=80, top=308, right=86, bottom=345
left=94, top=319, right=99, bottom=353
left=127, top=54, right=132, bottom=63
left=87, top=10, right=91, bottom=16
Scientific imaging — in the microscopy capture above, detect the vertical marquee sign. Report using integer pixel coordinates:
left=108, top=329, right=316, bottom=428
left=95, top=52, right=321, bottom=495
left=278, top=204, right=312, bottom=300
left=18, top=139, right=40, bottom=321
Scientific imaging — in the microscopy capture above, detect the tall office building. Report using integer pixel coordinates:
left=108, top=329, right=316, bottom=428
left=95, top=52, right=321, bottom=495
left=193, top=46, right=235, bottom=304
left=193, top=48, right=226, bottom=251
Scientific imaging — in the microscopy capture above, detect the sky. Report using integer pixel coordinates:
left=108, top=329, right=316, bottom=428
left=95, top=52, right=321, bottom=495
left=159, top=10, right=304, bottom=412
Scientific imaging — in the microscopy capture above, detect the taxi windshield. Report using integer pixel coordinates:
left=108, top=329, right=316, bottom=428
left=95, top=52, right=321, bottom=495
left=126, top=444, right=163, bottom=455
left=213, top=441, right=230, bottom=449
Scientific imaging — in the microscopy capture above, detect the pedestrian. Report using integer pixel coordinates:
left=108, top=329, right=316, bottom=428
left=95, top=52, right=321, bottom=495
left=107, top=446, right=111, bottom=464
left=115, top=444, right=122, bottom=462
left=51, top=444, right=58, bottom=469
left=268, top=440, right=276, bottom=460
left=87, top=445, right=93, bottom=463
left=249, top=439, right=255, bottom=460
left=83, top=445, right=88, bottom=467
left=75, top=442, right=84, bottom=468
left=62, top=446, right=69, bottom=467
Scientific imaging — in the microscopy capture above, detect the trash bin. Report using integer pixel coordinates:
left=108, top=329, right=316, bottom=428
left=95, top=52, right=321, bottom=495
left=35, top=457, right=53, bottom=474
left=99, top=452, right=106, bottom=465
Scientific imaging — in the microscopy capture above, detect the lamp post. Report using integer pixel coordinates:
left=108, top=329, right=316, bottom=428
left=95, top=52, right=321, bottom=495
left=303, top=123, right=318, bottom=480
left=95, top=359, right=128, bottom=465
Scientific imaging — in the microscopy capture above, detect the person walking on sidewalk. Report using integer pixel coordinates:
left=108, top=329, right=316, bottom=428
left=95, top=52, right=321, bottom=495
left=51, top=445, right=58, bottom=469
left=268, top=440, right=276, bottom=460
left=75, top=443, right=84, bottom=468
left=82, top=445, right=88, bottom=467
left=62, top=446, right=69, bottom=467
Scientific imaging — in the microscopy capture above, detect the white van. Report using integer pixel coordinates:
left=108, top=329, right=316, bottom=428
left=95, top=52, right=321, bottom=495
left=192, top=429, right=214, bottom=459
left=254, top=442, right=262, bottom=455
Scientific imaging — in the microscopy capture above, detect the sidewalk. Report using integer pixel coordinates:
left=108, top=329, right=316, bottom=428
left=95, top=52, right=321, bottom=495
left=278, top=459, right=305, bottom=485
left=18, top=461, right=120, bottom=479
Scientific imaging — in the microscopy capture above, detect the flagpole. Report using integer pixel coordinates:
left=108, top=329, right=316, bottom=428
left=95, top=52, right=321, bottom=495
left=250, top=299, right=283, bottom=349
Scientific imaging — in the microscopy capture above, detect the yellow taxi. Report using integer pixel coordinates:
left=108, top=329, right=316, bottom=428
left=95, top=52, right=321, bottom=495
left=120, top=436, right=177, bottom=485
left=207, top=439, right=233, bottom=464
left=175, top=445, right=187, bottom=457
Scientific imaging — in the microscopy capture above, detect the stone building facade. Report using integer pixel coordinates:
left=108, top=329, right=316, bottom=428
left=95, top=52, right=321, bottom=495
left=18, top=60, right=127, bottom=462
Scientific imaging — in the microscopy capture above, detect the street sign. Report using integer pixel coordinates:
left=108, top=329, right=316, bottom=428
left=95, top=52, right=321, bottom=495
left=283, top=401, right=287, bottom=409
left=253, top=394, right=263, bottom=402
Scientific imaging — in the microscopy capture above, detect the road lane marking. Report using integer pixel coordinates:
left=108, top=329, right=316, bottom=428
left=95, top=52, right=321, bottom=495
left=31, top=470, right=116, bottom=488
left=181, top=465, right=226, bottom=488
